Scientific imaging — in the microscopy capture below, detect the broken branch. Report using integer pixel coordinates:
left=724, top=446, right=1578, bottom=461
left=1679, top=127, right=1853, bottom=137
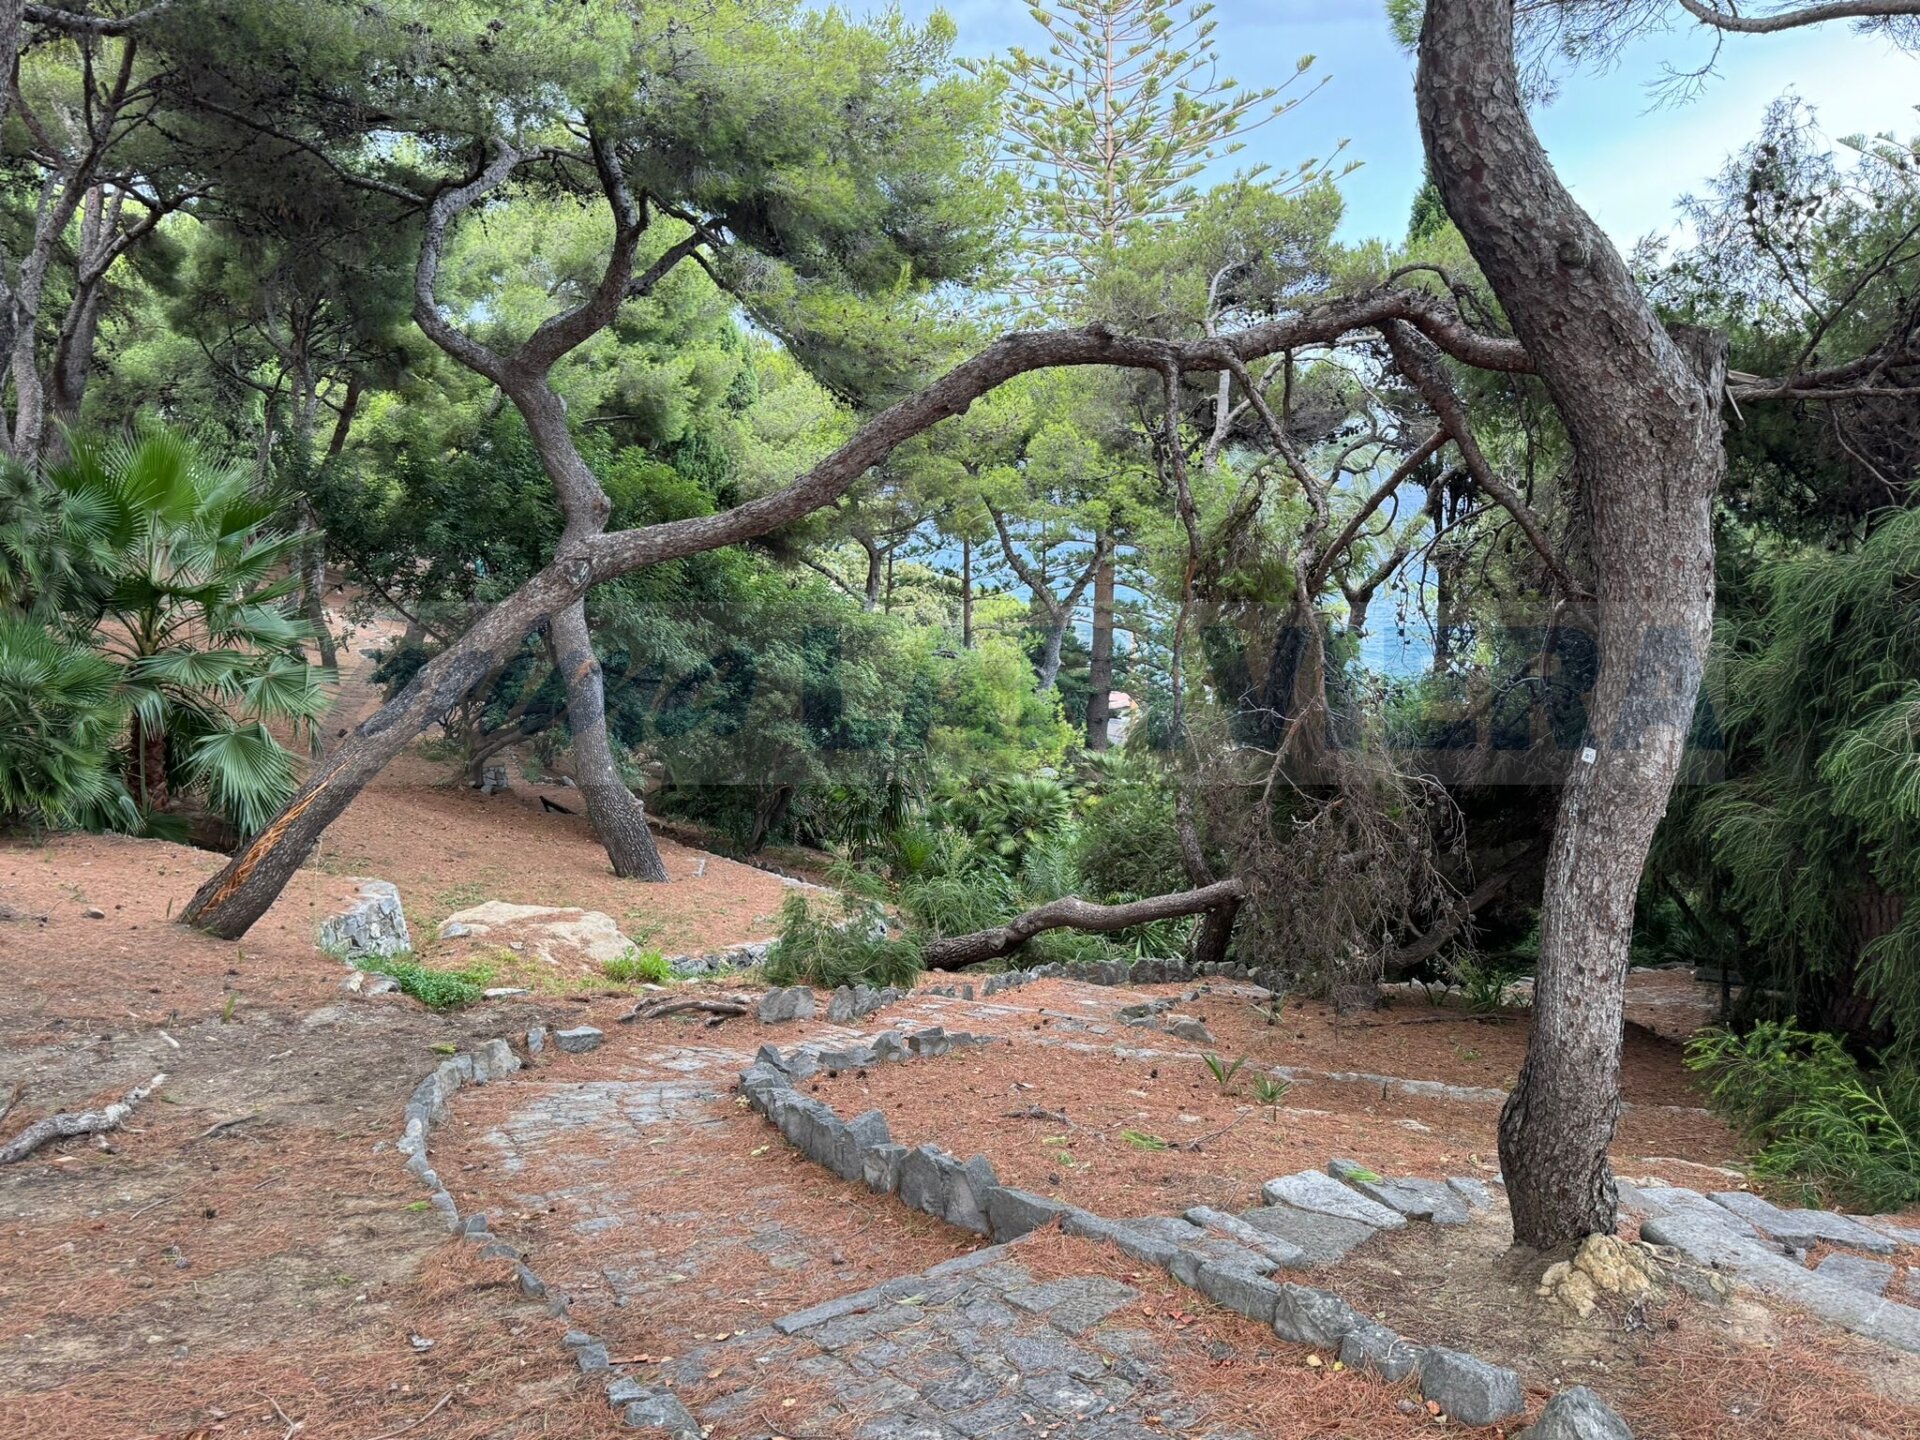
left=0, top=1073, right=167, bottom=1164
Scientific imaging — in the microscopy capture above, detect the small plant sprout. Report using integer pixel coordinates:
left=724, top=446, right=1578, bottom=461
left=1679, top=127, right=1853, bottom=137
left=1253, top=1075, right=1290, bottom=1116
left=1202, top=1052, right=1247, bottom=1092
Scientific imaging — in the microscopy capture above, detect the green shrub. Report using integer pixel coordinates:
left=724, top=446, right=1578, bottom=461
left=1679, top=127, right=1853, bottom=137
left=1451, top=957, right=1527, bottom=1015
left=1073, top=772, right=1186, bottom=902
left=1686, top=1021, right=1920, bottom=1210
left=0, top=616, right=135, bottom=831
left=763, top=893, right=922, bottom=989
left=365, top=956, right=494, bottom=1010
left=603, top=948, right=673, bottom=985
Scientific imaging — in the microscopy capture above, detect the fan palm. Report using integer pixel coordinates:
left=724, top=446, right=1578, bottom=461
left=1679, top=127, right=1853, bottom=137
left=0, top=615, right=136, bottom=831
left=51, top=428, right=330, bottom=834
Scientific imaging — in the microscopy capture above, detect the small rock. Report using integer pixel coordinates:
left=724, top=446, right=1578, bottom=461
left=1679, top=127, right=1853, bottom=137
left=82, top=906, right=106, bottom=920
left=553, top=1026, right=604, bottom=1054
left=1339, top=1321, right=1422, bottom=1382
left=1417, top=1348, right=1525, bottom=1426
left=1526, top=1386, right=1633, bottom=1440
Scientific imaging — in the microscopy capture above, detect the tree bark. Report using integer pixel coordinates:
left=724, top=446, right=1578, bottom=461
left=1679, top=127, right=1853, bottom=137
left=549, top=598, right=668, bottom=881
left=180, top=562, right=585, bottom=936
left=960, top=535, right=973, bottom=648
left=921, top=879, right=1245, bottom=970
left=1086, top=548, right=1115, bottom=749
left=1417, top=0, right=1727, bottom=1251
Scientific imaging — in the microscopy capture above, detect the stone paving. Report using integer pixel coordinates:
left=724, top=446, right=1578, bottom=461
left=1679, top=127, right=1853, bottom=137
left=420, top=972, right=1920, bottom=1438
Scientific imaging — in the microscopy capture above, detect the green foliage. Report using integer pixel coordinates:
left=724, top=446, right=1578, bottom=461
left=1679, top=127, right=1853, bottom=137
left=1687, top=1022, right=1920, bottom=1210
left=941, top=774, right=1074, bottom=865
left=1202, top=1052, right=1246, bottom=1092
left=0, top=616, right=135, bottom=831
left=603, top=949, right=673, bottom=986
left=763, top=893, right=923, bottom=990
left=1451, top=958, right=1526, bottom=1016
left=1119, top=1128, right=1168, bottom=1152
left=365, top=956, right=493, bottom=1011
left=1072, top=759, right=1187, bottom=902
left=1253, top=1074, right=1290, bottom=1114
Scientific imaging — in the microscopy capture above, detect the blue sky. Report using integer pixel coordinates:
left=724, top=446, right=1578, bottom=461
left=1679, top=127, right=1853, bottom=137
left=886, top=1, right=1920, bottom=249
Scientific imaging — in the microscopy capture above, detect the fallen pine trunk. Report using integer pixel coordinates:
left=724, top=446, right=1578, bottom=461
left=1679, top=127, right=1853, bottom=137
left=920, top=879, right=1246, bottom=970
left=0, top=1073, right=167, bottom=1163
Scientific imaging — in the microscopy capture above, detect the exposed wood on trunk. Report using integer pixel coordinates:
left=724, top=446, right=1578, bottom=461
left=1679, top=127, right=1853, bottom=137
left=1086, top=547, right=1115, bottom=749
left=921, top=879, right=1245, bottom=970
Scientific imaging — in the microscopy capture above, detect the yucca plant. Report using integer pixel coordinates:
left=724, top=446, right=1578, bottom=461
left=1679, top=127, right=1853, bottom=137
left=51, top=428, right=330, bottom=834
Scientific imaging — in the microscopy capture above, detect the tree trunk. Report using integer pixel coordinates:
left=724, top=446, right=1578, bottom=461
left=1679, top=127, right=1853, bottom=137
left=1417, top=0, right=1726, bottom=1251
left=181, top=563, right=585, bottom=937
left=549, top=598, right=668, bottom=881
left=862, top=538, right=882, bottom=611
left=1036, top=614, right=1067, bottom=692
left=131, top=713, right=168, bottom=814
left=1086, top=548, right=1115, bottom=749
left=922, top=879, right=1245, bottom=970
left=960, top=535, right=973, bottom=648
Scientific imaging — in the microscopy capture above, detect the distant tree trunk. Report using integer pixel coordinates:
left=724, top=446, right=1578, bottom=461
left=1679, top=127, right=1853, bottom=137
left=1418, top=0, right=1727, bottom=1252
left=861, top=537, right=883, bottom=611
left=1086, top=547, right=1115, bottom=749
left=549, top=599, right=668, bottom=881
left=131, top=714, right=168, bottom=814
left=1036, top=617, right=1068, bottom=693
left=960, top=535, right=974, bottom=648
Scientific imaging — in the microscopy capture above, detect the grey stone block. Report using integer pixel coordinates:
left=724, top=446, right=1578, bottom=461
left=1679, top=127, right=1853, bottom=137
left=1192, top=1262, right=1285, bottom=1323
left=1327, top=1163, right=1470, bottom=1226
left=899, top=1144, right=951, bottom=1218
left=619, top=1389, right=700, bottom=1437
left=754, top=1043, right=788, bottom=1071
left=1238, top=1204, right=1378, bottom=1268
left=1447, top=1176, right=1494, bottom=1210
left=830, top=1109, right=891, bottom=1182
left=471, top=1037, right=520, bottom=1083
left=1635, top=1186, right=1760, bottom=1237
left=1270, top=1283, right=1360, bottom=1346
left=1417, top=1347, right=1525, bottom=1426
left=1164, top=1016, right=1212, bottom=1042
left=1061, top=1210, right=1184, bottom=1268
left=574, top=1341, right=610, bottom=1372
left=941, top=1153, right=1000, bottom=1234
left=1708, top=1190, right=1896, bottom=1254
left=1815, top=1252, right=1896, bottom=1296
left=1263, top=1170, right=1404, bottom=1229
left=773, top=1282, right=895, bottom=1334
left=758, top=986, right=816, bottom=1023
left=526, top=1025, right=546, bottom=1056
left=863, top=1141, right=908, bottom=1194
left=1527, top=1386, right=1633, bottom=1440
left=1005, top=1275, right=1141, bottom=1334
left=554, top=1026, right=604, bottom=1054
left=1184, top=1205, right=1306, bottom=1269
left=986, top=1186, right=1069, bottom=1241
left=908, top=1026, right=951, bottom=1057
left=514, top=1263, right=546, bottom=1298
left=872, top=1030, right=910, bottom=1063
left=1339, top=1321, right=1422, bottom=1381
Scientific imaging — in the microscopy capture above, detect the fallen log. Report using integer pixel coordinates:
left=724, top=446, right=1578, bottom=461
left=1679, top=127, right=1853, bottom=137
left=619, top=997, right=750, bottom=1024
left=0, top=1073, right=167, bottom=1164
left=921, top=879, right=1246, bottom=970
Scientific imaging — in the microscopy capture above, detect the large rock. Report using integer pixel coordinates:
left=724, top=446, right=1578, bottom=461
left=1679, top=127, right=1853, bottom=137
left=1238, top=1204, right=1378, bottom=1268
left=758, top=987, right=817, bottom=1023
left=319, top=879, right=412, bottom=959
left=1329, top=1160, right=1469, bottom=1225
left=1270, top=1283, right=1360, bottom=1346
left=437, top=901, right=630, bottom=974
left=1525, top=1386, right=1632, bottom=1440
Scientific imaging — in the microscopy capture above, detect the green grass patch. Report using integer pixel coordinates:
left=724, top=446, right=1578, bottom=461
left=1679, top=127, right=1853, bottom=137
left=603, top=948, right=673, bottom=985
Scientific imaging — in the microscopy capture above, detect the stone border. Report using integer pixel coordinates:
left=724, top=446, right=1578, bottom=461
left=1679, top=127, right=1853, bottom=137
left=740, top=1042, right=1640, bottom=1436
left=389, top=1034, right=702, bottom=1434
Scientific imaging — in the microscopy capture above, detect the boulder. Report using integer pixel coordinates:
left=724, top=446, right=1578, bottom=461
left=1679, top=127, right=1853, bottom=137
left=436, top=901, right=630, bottom=974
left=758, top=987, right=817, bottom=1023
left=319, top=879, right=412, bottom=960
left=553, top=1026, right=604, bottom=1054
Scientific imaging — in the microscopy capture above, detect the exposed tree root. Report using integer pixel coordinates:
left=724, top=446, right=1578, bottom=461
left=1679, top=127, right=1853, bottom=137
left=620, top=997, right=750, bottom=1024
left=0, top=1073, right=166, bottom=1163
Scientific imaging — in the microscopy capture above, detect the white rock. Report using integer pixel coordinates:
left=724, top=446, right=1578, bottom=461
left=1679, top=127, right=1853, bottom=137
left=437, top=901, right=633, bottom=974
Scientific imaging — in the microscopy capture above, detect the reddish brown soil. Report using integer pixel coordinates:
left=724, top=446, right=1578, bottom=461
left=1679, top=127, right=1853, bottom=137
left=805, top=985, right=1745, bottom=1219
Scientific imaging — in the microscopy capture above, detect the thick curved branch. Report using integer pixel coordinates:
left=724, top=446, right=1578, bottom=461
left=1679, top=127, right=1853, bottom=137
left=516, top=127, right=641, bottom=373
left=1678, top=0, right=1920, bottom=34
left=25, top=2, right=174, bottom=36
left=0, top=1074, right=165, bottom=1163
left=921, top=881, right=1246, bottom=970
left=587, top=290, right=1531, bottom=581
left=412, top=141, right=523, bottom=386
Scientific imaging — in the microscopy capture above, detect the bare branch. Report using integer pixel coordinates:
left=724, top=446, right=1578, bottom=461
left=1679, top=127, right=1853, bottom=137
left=25, top=2, right=175, bottom=36
left=0, top=1073, right=166, bottom=1163
left=1678, top=0, right=1920, bottom=34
